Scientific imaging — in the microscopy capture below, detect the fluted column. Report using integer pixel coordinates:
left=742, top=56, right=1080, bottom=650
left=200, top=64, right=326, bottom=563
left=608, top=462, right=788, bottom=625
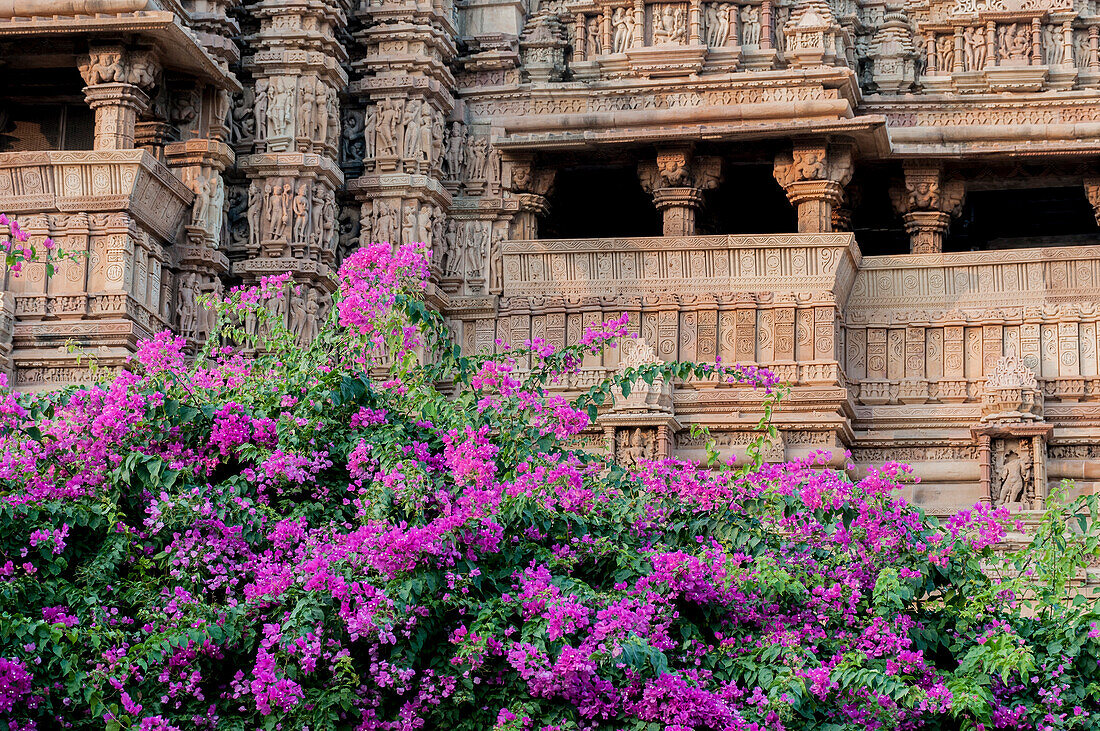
left=79, top=46, right=159, bottom=151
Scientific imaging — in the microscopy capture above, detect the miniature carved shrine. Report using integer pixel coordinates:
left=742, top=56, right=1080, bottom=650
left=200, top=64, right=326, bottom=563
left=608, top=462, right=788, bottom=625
left=1, top=0, right=1100, bottom=513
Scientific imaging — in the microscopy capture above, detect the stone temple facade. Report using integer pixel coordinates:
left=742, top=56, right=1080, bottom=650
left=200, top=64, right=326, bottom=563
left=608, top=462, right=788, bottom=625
left=2, top=0, right=1100, bottom=514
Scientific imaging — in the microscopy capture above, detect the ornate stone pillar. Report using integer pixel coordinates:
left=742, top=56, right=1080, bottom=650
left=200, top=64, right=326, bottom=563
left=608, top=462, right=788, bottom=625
left=79, top=46, right=160, bottom=151
left=889, top=162, right=965, bottom=254
left=638, top=147, right=723, bottom=236
left=235, top=0, right=350, bottom=344
left=1084, top=178, right=1100, bottom=225
left=773, top=141, right=853, bottom=233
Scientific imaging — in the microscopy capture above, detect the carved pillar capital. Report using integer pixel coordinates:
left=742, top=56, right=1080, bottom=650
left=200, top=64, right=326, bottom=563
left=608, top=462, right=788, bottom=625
left=638, top=148, right=722, bottom=235
left=773, top=142, right=853, bottom=233
left=79, top=45, right=160, bottom=150
left=890, top=162, right=965, bottom=253
left=506, top=157, right=555, bottom=239
left=1084, top=178, right=1100, bottom=225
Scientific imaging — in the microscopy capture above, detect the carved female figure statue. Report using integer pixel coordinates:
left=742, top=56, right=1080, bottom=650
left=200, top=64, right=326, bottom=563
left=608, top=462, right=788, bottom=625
left=303, top=289, right=320, bottom=345
left=465, top=222, right=486, bottom=279
left=443, top=122, right=465, bottom=179
left=417, top=206, right=432, bottom=244
left=322, top=190, right=336, bottom=251
left=292, top=184, right=310, bottom=244
left=402, top=99, right=422, bottom=160
left=190, top=174, right=210, bottom=230
left=254, top=79, right=269, bottom=142
left=247, top=182, right=262, bottom=249
left=740, top=6, right=760, bottom=46
left=443, top=218, right=459, bottom=275
left=177, top=278, right=196, bottom=339
left=612, top=8, right=632, bottom=53
left=401, top=205, right=417, bottom=244
left=310, top=186, right=325, bottom=248
left=774, top=6, right=789, bottom=53
left=263, top=183, right=278, bottom=240
left=289, top=287, right=306, bottom=340
left=326, top=87, right=340, bottom=149
left=375, top=201, right=396, bottom=243
left=377, top=99, right=400, bottom=157
left=419, top=104, right=434, bottom=165
left=489, top=227, right=504, bottom=293
left=363, top=109, right=376, bottom=161
left=297, top=80, right=314, bottom=140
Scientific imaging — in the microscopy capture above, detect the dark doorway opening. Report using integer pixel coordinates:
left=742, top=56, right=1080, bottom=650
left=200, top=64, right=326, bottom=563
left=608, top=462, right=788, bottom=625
left=542, top=166, right=660, bottom=238
left=945, top=186, right=1099, bottom=251
left=850, top=167, right=909, bottom=256
left=701, top=163, right=796, bottom=234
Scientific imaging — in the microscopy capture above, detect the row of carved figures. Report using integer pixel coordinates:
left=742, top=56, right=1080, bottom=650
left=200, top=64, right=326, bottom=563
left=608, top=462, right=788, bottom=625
left=924, top=22, right=1093, bottom=73
left=359, top=201, right=506, bottom=292
left=178, top=272, right=333, bottom=348
left=574, top=1, right=787, bottom=57
left=232, top=75, right=341, bottom=152
left=244, top=178, right=338, bottom=259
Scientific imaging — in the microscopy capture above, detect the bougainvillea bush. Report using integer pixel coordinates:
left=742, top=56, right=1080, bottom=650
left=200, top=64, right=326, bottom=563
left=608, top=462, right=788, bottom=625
left=0, top=238, right=1099, bottom=731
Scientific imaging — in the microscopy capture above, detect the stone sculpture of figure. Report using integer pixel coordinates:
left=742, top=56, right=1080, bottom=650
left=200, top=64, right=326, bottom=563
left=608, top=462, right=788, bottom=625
left=211, top=174, right=225, bottom=245
left=189, top=174, right=210, bottom=230
left=618, top=428, right=653, bottom=469
left=401, top=205, right=417, bottom=244
left=612, top=7, right=632, bottom=53
left=587, top=16, right=602, bottom=54
left=247, top=182, right=262, bottom=249
left=310, top=185, right=325, bottom=247
left=263, top=183, right=278, bottom=239
left=272, top=182, right=291, bottom=240
left=375, top=201, right=396, bottom=243
left=671, top=7, right=687, bottom=43
left=292, top=184, right=310, bottom=244
left=444, top=121, right=465, bottom=179
left=418, top=104, right=433, bottom=164
left=936, top=35, right=954, bottom=72
left=1008, top=23, right=1030, bottom=60
left=774, top=6, right=789, bottom=53
left=322, top=190, right=336, bottom=250
left=1043, top=24, right=1063, bottom=65
left=297, top=79, right=314, bottom=139
left=326, top=87, right=339, bottom=148
left=653, top=5, right=671, bottom=44
left=996, top=448, right=1031, bottom=506
left=244, top=181, right=260, bottom=249
left=704, top=4, right=718, bottom=46
left=443, top=218, right=459, bottom=275
left=430, top=209, right=445, bottom=264
left=740, top=5, right=760, bottom=46
left=402, top=99, right=422, bottom=160
left=908, top=180, right=941, bottom=210
left=963, top=27, right=977, bottom=70
left=254, top=79, right=269, bottom=143
left=430, top=114, right=445, bottom=170
left=203, top=278, right=222, bottom=339
left=464, top=222, right=485, bottom=279
left=363, top=108, right=376, bottom=161
left=303, top=289, right=320, bottom=345
left=466, top=136, right=488, bottom=180
left=489, top=227, right=505, bottom=293
left=230, top=88, right=254, bottom=144
left=417, top=205, right=432, bottom=244
left=289, top=287, right=306, bottom=340
left=177, top=278, right=196, bottom=339
left=377, top=99, right=400, bottom=157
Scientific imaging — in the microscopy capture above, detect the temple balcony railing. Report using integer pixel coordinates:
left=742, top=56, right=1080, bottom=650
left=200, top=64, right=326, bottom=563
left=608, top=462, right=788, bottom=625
left=846, top=245, right=1100, bottom=420
left=490, top=234, right=858, bottom=397
left=0, top=150, right=193, bottom=389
